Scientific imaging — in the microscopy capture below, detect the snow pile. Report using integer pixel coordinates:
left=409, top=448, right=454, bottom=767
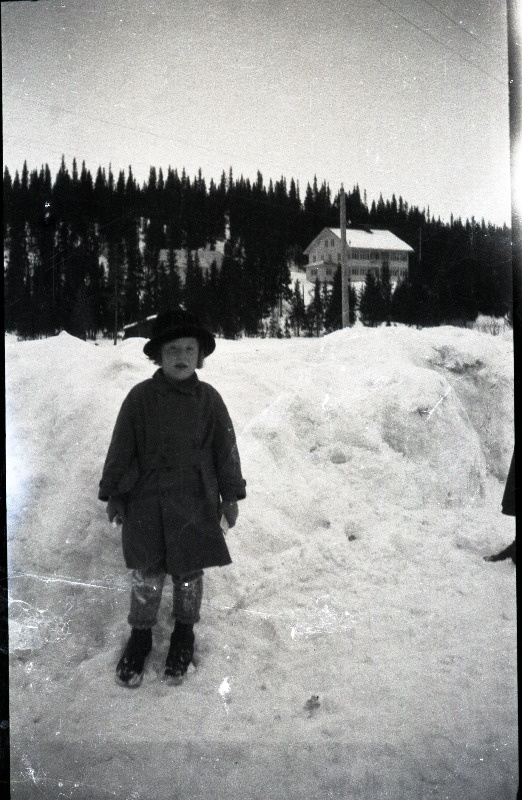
left=6, top=326, right=517, bottom=800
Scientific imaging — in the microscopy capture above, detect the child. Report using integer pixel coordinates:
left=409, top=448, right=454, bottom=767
left=99, top=309, right=246, bottom=687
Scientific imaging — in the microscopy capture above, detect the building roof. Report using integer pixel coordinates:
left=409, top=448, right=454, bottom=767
left=304, top=227, right=414, bottom=254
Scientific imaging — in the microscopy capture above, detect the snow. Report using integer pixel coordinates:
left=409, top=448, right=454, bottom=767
left=289, top=268, right=365, bottom=301
left=305, top=227, right=415, bottom=252
left=6, top=325, right=517, bottom=800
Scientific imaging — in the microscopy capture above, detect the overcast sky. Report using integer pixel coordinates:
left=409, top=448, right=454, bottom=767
left=1, top=0, right=514, bottom=226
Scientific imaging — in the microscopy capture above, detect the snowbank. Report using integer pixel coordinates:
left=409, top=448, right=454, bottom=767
left=6, top=326, right=517, bottom=800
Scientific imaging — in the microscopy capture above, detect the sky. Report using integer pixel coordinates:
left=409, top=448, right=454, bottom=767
left=1, top=0, right=515, bottom=226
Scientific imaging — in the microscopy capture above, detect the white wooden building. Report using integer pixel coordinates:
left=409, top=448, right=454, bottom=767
left=304, top=227, right=413, bottom=284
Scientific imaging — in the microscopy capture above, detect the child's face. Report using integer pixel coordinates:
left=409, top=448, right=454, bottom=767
left=161, top=337, right=200, bottom=381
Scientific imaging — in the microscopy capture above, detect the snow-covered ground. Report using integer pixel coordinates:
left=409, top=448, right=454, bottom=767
left=6, top=324, right=517, bottom=800
left=289, top=267, right=377, bottom=300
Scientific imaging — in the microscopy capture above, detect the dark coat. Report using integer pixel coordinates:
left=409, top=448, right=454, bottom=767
left=99, top=369, right=246, bottom=575
left=501, top=450, right=516, bottom=517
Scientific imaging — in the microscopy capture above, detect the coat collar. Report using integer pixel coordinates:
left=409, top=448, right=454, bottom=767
left=153, top=369, right=200, bottom=395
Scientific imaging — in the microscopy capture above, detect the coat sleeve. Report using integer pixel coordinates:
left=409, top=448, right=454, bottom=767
left=211, top=390, right=246, bottom=502
left=98, top=391, right=139, bottom=501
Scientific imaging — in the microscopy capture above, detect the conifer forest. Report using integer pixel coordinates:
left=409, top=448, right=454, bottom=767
left=3, top=158, right=513, bottom=340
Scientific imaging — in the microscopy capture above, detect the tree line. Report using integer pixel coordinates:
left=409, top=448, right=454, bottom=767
left=3, top=157, right=513, bottom=340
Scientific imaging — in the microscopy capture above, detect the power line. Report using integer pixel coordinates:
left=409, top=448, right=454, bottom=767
left=2, top=96, right=244, bottom=165
left=418, top=0, right=500, bottom=53
left=373, top=0, right=505, bottom=86
left=3, top=92, right=302, bottom=189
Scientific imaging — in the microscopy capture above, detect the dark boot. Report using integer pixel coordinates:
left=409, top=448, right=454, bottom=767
left=164, top=622, right=195, bottom=682
left=484, top=540, right=516, bottom=564
left=116, top=628, right=152, bottom=687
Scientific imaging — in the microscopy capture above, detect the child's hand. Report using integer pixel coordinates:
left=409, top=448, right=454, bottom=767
left=221, top=501, right=239, bottom=529
left=107, top=497, right=125, bottom=525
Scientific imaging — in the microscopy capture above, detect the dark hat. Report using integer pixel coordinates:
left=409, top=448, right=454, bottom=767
left=143, top=309, right=216, bottom=358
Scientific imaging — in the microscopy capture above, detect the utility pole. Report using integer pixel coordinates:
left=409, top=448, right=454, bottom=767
left=113, top=257, right=118, bottom=346
left=340, top=184, right=350, bottom=327
left=44, top=200, right=56, bottom=331
left=52, top=240, right=55, bottom=325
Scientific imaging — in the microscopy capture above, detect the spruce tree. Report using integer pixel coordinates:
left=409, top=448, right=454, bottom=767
left=325, top=268, right=358, bottom=329
left=4, top=211, right=31, bottom=334
left=379, top=259, right=392, bottom=325
left=288, top=279, right=306, bottom=336
left=217, top=240, right=242, bottom=338
left=324, top=267, right=342, bottom=331
left=204, top=260, right=221, bottom=330
left=359, top=271, right=381, bottom=327
left=267, top=308, right=284, bottom=338
left=106, top=239, right=126, bottom=339
left=305, top=277, right=325, bottom=336
left=390, top=278, right=415, bottom=325
left=157, top=248, right=182, bottom=313
left=3, top=166, right=13, bottom=242
left=164, top=168, right=183, bottom=251
left=183, top=250, right=205, bottom=317
left=123, top=222, right=143, bottom=323
left=68, top=284, right=95, bottom=340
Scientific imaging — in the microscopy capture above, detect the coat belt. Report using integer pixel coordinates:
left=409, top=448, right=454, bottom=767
left=141, top=450, right=214, bottom=471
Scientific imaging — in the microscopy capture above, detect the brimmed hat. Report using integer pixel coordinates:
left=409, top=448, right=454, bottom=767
left=143, top=309, right=216, bottom=358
